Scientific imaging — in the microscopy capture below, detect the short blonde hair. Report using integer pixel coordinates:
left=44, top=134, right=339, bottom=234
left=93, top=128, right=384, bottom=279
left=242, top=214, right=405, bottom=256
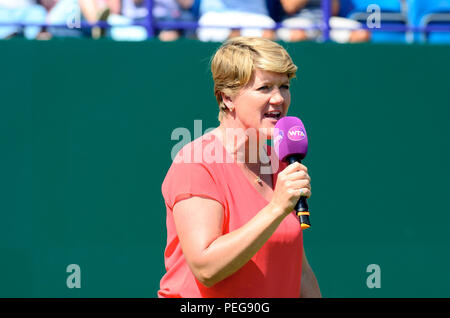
left=211, top=36, right=298, bottom=122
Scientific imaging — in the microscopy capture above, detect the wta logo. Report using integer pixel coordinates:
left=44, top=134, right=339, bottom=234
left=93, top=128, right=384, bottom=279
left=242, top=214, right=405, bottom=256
left=273, top=129, right=284, bottom=146
left=287, top=126, right=306, bottom=141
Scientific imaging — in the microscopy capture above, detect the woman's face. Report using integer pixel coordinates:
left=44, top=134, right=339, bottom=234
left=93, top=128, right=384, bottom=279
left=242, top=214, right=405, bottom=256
left=224, top=69, right=291, bottom=139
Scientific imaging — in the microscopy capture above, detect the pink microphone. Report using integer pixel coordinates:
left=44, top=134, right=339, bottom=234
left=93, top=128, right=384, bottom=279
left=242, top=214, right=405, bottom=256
left=273, top=116, right=310, bottom=229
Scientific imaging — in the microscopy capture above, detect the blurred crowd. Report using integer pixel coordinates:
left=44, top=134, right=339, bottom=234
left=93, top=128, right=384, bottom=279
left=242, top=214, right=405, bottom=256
left=0, top=0, right=370, bottom=42
left=0, top=0, right=373, bottom=42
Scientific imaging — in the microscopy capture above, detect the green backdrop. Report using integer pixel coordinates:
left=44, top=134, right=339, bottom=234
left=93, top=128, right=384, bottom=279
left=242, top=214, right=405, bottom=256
left=1, top=39, right=449, bottom=297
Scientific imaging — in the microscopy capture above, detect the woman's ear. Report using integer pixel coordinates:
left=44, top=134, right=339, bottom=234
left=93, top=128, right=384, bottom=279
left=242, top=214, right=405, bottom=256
left=221, top=92, right=234, bottom=112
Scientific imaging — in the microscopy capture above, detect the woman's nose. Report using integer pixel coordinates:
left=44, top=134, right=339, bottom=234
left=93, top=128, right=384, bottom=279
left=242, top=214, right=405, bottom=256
left=270, top=88, right=284, bottom=105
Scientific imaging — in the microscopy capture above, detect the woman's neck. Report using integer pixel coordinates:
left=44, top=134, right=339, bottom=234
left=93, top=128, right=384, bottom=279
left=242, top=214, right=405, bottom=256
left=216, top=121, right=268, bottom=165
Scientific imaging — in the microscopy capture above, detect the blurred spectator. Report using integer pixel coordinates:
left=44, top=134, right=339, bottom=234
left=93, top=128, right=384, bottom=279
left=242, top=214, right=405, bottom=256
left=44, top=0, right=195, bottom=41
left=39, top=0, right=59, bottom=12
left=0, top=0, right=48, bottom=39
left=45, top=0, right=96, bottom=38
left=197, top=0, right=277, bottom=42
left=108, top=0, right=196, bottom=41
left=44, top=0, right=119, bottom=39
left=78, top=0, right=118, bottom=38
left=44, top=0, right=137, bottom=39
left=79, top=0, right=119, bottom=23
left=152, top=0, right=196, bottom=41
left=34, top=0, right=58, bottom=40
left=276, top=0, right=370, bottom=43
left=106, top=0, right=148, bottom=41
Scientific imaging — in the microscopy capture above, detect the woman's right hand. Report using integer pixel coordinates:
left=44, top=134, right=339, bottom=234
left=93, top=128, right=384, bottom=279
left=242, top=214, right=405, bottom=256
left=270, top=162, right=311, bottom=217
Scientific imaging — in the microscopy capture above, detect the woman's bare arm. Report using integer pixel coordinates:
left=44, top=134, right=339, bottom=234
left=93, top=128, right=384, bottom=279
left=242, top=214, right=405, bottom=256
left=174, top=196, right=286, bottom=287
left=300, top=247, right=321, bottom=297
left=173, top=162, right=311, bottom=287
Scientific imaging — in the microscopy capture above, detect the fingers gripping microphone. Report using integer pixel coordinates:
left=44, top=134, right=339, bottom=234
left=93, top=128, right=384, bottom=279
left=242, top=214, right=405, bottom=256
left=273, top=116, right=311, bottom=230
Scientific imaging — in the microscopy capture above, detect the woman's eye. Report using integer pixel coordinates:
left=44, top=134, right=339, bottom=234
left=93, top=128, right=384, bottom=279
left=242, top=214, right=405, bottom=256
left=281, top=84, right=290, bottom=89
left=258, top=85, right=270, bottom=91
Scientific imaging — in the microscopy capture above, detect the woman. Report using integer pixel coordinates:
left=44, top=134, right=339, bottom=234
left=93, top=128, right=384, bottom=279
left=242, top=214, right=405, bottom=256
left=158, top=36, right=321, bottom=298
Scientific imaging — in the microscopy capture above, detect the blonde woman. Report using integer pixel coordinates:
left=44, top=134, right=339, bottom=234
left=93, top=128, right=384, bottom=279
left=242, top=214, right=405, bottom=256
left=159, top=37, right=321, bottom=298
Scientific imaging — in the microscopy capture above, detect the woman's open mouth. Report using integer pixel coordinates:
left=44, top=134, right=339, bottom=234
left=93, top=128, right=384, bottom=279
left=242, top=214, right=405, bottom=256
left=263, top=111, right=282, bottom=121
